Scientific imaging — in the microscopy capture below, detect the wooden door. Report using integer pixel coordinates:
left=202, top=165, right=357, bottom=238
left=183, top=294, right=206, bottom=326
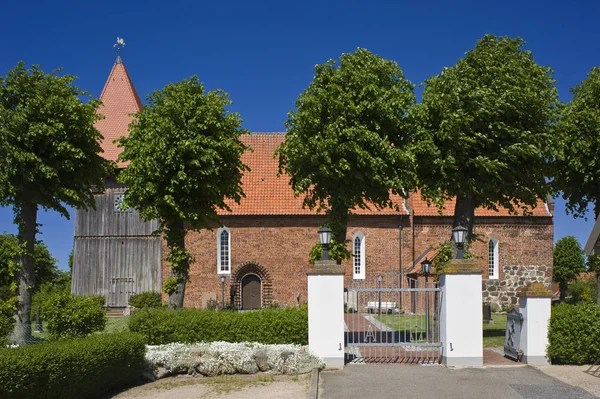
left=241, top=274, right=261, bottom=310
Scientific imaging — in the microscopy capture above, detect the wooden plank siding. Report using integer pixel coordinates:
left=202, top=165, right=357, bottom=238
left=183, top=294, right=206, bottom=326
left=71, top=237, right=161, bottom=305
left=72, top=177, right=162, bottom=306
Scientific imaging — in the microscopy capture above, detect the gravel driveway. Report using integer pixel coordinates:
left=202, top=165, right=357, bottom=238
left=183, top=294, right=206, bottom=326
left=108, top=373, right=310, bottom=399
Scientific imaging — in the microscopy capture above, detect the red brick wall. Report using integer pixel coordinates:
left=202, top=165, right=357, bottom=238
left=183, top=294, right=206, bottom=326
left=161, top=214, right=553, bottom=309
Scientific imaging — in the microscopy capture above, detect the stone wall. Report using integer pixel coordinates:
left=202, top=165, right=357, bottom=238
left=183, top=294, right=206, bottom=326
left=483, top=265, right=552, bottom=310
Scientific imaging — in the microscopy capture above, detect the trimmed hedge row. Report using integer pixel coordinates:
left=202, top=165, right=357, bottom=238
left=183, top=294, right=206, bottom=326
left=129, top=291, right=163, bottom=308
left=0, top=332, right=146, bottom=399
left=129, top=306, right=308, bottom=345
left=548, top=303, right=600, bottom=364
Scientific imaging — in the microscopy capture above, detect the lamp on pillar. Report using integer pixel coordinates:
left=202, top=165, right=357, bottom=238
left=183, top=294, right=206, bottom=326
left=421, top=258, right=432, bottom=341
left=220, top=275, right=226, bottom=310
left=318, top=226, right=333, bottom=261
left=452, top=225, right=468, bottom=259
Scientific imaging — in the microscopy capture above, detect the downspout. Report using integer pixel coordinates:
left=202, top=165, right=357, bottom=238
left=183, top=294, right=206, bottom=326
left=399, top=220, right=403, bottom=309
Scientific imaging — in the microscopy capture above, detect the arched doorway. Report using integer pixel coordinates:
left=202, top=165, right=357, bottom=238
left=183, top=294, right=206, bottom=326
left=241, top=274, right=262, bottom=310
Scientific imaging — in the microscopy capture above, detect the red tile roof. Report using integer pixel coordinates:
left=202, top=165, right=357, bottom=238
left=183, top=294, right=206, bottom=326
left=96, top=58, right=142, bottom=167
left=92, top=59, right=551, bottom=218
left=220, top=134, right=409, bottom=215
left=410, top=190, right=551, bottom=217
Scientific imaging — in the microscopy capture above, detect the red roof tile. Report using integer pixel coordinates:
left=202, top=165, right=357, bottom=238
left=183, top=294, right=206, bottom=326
left=220, top=134, right=409, bottom=215
left=411, top=190, right=551, bottom=217
left=96, top=58, right=142, bottom=167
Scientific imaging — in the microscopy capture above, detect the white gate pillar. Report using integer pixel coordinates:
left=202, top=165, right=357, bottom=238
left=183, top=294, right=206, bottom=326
left=439, top=259, right=483, bottom=367
left=307, top=260, right=345, bottom=368
left=518, top=283, right=551, bottom=365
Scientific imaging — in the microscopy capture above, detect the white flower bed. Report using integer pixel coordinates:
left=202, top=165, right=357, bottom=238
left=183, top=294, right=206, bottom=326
left=145, top=341, right=324, bottom=378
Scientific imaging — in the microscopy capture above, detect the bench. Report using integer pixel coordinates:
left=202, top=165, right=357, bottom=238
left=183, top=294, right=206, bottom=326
left=366, top=301, right=397, bottom=314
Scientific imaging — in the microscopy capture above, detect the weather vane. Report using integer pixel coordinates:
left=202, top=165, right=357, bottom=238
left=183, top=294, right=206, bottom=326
left=114, top=37, right=126, bottom=56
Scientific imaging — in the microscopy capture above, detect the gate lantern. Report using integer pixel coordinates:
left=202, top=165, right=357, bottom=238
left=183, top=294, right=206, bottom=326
left=452, top=225, right=468, bottom=259
left=318, top=226, right=333, bottom=260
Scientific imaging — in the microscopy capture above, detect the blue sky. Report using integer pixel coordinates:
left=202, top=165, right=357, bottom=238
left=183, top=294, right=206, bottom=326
left=1, top=0, right=599, bottom=270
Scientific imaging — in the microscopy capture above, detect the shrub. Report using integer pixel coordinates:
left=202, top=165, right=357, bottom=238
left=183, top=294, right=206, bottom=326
left=566, top=275, right=597, bottom=304
left=129, top=291, right=162, bottom=308
left=42, top=292, right=106, bottom=339
left=0, top=332, right=146, bottom=399
left=30, top=277, right=71, bottom=323
left=548, top=303, right=600, bottom=364
left=0, top=298, right=16, bottom=345
left=129, top=306, right=308, bottom=345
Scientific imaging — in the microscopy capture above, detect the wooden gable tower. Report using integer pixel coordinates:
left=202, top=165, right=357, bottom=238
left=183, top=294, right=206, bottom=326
left=71, top=56, right=162, bottom=307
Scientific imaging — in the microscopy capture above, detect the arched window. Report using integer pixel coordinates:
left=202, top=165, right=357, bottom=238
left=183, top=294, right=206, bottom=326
left=217, top=227, right=231, bottom=274
left=488, top=238, right=499, bottom=279
left=352, top=231, right=365, bottom=280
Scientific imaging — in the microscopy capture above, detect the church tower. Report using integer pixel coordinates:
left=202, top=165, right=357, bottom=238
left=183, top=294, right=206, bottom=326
left=71, top=45, right=162, bottom=307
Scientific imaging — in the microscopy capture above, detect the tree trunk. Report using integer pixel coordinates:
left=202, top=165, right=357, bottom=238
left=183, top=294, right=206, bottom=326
left=328, top=200, right=349, bottom=264
left=14, top=201, right=38, bottom=345
left=452, top=194, right=475, bottom=247
left=559, top=280, right=568, bottom=302
left=166, top=220, right=188, bottom=310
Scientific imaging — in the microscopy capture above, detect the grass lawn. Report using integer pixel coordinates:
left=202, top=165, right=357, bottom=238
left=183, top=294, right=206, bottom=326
left=375, top=314, right=435, bottom=334
left=104, top=316, right=129, bottom=333
left=483, top=314, right=507, bottom=348
left=374, top=312, right=507, bottom=347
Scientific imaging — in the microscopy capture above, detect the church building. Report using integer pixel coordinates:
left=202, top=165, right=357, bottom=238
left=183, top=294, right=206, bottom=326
left=71, top=56, right=554, bottom=312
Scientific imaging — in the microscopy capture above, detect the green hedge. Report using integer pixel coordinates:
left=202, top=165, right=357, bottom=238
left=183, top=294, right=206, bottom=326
left=129, top=291, right=162, bottom=308
left=0, top=332, right=146, bottom=399
left=548, top=303, right=600, bottom=364
left=42, top=292, right=106, bottom=339
left=129, top=306, right=308, bottom=345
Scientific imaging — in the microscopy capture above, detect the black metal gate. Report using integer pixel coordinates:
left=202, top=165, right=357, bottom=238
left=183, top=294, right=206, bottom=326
left=345, top=270, right=441, bottom=363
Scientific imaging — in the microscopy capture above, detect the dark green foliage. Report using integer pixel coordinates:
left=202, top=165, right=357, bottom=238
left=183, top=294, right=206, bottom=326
left=0, top=62, right=113, bottom=344
left=553, top=236, right=586, bottom=301
left=30, top=270, right=71, bottom=322
left=414, top=35, right=559, bottom=241
left=566, top=274, right=597, bottom=304
left=0, top=332, right=146, bottom=399
left=277, top=48, right=417, bottom=254
left=548, top=303, right=600, bottom=364
left=0, top=233, right=60, bottom=289
left=0, top=298, right=17, bottom=346
left=129, top=291, right=162, bottom=308
left=42, top=292, right=106, bottom=339
left=554, top=67, right=600, bottom=218
left=128, top=306, right=308, bottom=345
left=117, top=76, right=248, bottom=308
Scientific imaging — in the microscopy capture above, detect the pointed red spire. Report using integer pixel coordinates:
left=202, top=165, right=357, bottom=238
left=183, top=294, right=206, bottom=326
left=95, top=57, right=142, bottom=167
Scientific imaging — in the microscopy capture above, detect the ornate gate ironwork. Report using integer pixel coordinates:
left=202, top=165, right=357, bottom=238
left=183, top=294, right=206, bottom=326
left=345, top=270, right=442, bottom=363
left=504, top=308, right=523, bottom=361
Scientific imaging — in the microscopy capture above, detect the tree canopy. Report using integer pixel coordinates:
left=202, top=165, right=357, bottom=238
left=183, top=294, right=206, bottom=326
left=553, top=236, right=586, bottom=301
left=117, top=76, right=249, bottom=309
left=554, top=67, right=600, bottom=218
left=0, top=234, right=59, bottom=290
left=276, top=48, right=417, bottom=255
left=413, top=35, right=559, bottom=243
left=0, top=62, right=111, bottom=343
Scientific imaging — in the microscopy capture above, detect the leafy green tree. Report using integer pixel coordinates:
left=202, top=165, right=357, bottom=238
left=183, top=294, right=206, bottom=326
left=0, top=234, right=59, bottom=289
left=587, top=254, right=600, bottom=306
left=413, top=35, right=559, bottom=244
left=117, top=76, right=248, bottom=309
left=554, top=67, right=600, bottom=218
left=0, top=62, right=112, bottom=344
left=276, top=48, right=417, bottom=257
left=553, top=236, right=586, bottom=301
